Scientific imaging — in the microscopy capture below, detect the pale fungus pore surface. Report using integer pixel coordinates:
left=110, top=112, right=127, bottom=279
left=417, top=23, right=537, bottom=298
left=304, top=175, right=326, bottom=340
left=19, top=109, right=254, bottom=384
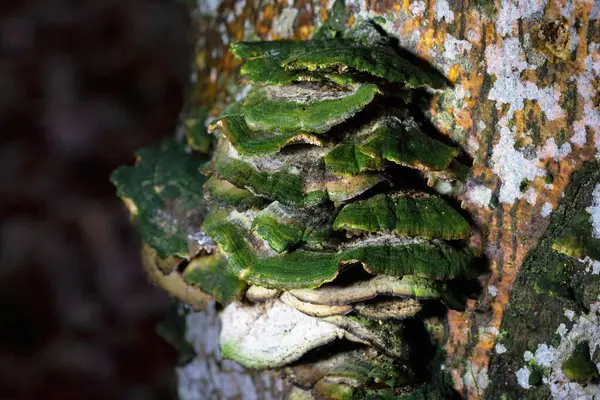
left=219, top=300, right=347, bottom=369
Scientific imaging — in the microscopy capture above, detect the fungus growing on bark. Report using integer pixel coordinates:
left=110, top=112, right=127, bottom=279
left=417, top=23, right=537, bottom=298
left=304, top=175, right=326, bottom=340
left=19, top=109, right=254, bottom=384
left=112, top=16, right=477, bottom=399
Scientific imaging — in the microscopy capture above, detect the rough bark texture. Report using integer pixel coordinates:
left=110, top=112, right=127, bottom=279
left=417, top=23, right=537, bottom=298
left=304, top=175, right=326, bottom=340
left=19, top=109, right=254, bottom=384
left=178, top=0, right=600, bottom=398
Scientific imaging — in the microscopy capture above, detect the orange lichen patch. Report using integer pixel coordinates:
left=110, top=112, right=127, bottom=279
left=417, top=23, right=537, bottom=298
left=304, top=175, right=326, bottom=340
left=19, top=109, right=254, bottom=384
left=402, top=0, right=410, bottom=12
left=432, top=29, right=446, bottom=50
left=347, top=13, right=355, bottom=28
left=401, top=19, right=419, bottom=38
left=447, top=64, right=462, bottom=85
left=318, top=0, right=329, bottom=21
left=462, top=71, right=484, bottom=104
left=454, top=107, right=474, bottom=134
left=258, top=4, right=278, bottom=37
left=416, top=29, right=436, bottom=58
left=297, top=24, right=313, bottom=40
left=511, top=109, right=530, bottom=149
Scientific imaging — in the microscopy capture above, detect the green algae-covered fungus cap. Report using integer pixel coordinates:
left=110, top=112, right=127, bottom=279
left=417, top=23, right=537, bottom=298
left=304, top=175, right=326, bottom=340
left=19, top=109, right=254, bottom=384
left=111, top=140, right=213, bottom=259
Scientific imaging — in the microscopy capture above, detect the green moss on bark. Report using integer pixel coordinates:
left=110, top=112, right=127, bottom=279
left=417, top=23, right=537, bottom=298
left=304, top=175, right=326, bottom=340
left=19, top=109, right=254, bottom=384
left=486, top=161, right=600, bottom=399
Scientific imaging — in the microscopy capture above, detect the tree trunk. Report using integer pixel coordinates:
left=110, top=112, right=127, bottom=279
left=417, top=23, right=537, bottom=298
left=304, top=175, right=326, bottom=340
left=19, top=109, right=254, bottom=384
left=178, top=0, right=600, bottom=398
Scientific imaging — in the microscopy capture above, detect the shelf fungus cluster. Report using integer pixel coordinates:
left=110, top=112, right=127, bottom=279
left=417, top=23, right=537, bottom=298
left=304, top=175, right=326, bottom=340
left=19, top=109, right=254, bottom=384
left=112, top=21, right=478, bottom=399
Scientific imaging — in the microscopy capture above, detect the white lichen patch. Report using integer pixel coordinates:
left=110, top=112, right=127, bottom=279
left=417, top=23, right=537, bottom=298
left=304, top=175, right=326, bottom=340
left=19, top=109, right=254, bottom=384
left=545, top=302, right=600, bottom=399
left=467, top=134, right=480, bottom=153
left=234, top=0, right=245, bottom=16
left=197, top=0, right=221, bottom=16
left=515, top=303, right=600, bottom=398
left=533, top=343, right=557, bottom=367
left=524, top=350, right=534, bottom=362
left=485, top=37, right=564, bottom=120
left=541, top=202, right=553, bottom=217
left=344, top=0, right=376, bottom=21
left=491, top=116, right=545, bottom=204
left=586, top=183, right=600, bottom=239
left=488, top=285, right=498, bottom=297
left=574, top=43, right=600, bottom=160
left=496, top=0, right=548, bottom=37
left=465, top=183, right=492, bottom=208
left=464, top=362, right=489, bottom=393
left=434, top=0, right=454, bottom=23
left=467, top=29, right=481, bottom=43
left=564, top=309, right=575, bottom=321
left=234, top=85, right=252, bottom=102
left=525, top=187, right=538, bottom=205
left=516, top=366, right=532, bottom=389
left=219, top=300, right=346, bottom=369
left=443, top=35, right=472, bottom=64
left=593, top=0, right=600, bottom=20
left=409, top=1, right=426, bottom=17
left=270, top=7, right=299, bottom=39
left=571, top=121, right=587, bottom=148
left=556, top=323, right=568, bottom=338
left=579, top=256, right=600, bottom=275
left=495, top=343, right=507, bottom=354
left=537, top=138, right=572, bottom=160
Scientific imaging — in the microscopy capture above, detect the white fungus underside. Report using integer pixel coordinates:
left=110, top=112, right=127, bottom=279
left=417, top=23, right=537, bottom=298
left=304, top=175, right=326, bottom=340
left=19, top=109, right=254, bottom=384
left=219, top=300, right=346, bottom=369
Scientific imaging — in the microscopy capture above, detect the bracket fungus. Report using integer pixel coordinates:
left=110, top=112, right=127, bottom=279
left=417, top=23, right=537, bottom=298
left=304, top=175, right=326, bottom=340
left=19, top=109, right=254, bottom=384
left=112, top=17, right=478, bottom=399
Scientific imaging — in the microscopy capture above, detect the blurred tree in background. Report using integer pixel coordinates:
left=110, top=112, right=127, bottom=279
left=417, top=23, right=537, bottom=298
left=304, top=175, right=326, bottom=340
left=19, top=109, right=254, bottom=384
left=0, top=0, right=191, bottom=398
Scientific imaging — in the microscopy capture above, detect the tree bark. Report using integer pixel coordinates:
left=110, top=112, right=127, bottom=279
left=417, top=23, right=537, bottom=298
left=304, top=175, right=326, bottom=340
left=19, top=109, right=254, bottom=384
left=179, top=0, right=600, bottom=398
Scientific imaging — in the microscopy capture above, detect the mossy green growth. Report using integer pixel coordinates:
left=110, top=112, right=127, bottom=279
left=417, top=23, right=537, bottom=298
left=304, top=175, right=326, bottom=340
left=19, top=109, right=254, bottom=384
left=325, top=142, right=386, bottom=176
left=528, top=365, right=543, bottom=386
left=324, top=314, right=409, bottom=359
left=312, top=0, right=349, bottom=39
left=242, top=83, right=380, bottom=134
left=110, top=140, right=208, bottom=258
left=212, top=148, right=328, bottom=207
left=184, top=108, right=213, bottom=153
left=203, top=176, right=264, bottom=210
left=340, top=237, right=474, bottom=280
left=241, top=57, right=360, bottom=86
left=240, top=58, right=309, bottom=86
left=314, top=381, right=355, bottom=400
left=211, top=141, right=386, bottom=207
left=333, top=193, right=471, bottom=240
left=561, top=341, right=599, bottom=383
left=357, top=119, right=459, bottom=172
left=202, top=210, right=341, bottom=289
left=231, top=38, right=445, bottom=88
left=323, top=116, right=459, bottom=177
left=210, top=115, right=322, bottom=157
left=252, top=202, right=333, bottom=253
left=552, top=210, right=600, bottom=260
left=182, top=252, right=247, bottom=305
left=203, top=210, right=474, bottom=288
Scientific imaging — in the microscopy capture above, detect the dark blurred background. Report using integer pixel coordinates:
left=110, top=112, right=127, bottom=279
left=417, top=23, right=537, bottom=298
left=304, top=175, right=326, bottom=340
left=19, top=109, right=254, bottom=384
left=0, top=0, right=193, bottom=398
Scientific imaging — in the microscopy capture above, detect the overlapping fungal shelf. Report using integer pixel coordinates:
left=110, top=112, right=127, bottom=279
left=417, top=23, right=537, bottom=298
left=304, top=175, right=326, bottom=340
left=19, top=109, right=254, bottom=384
left=112, top=20, right=478, bottom=399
